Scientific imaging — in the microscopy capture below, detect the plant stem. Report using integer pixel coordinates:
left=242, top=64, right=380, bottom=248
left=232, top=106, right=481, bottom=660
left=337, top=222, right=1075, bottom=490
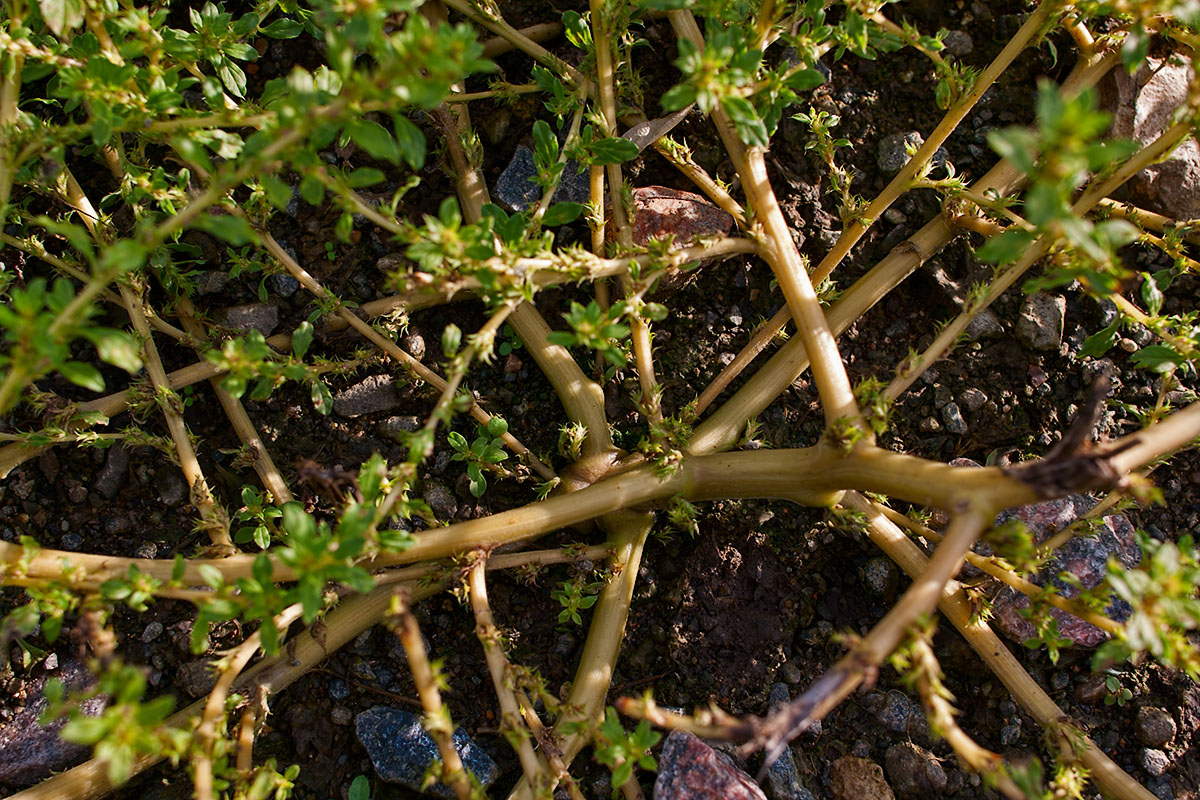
left=843, top=492, right=1158, bottom=800
left=468, top=557, right=550, bottom=793
left=7, top=581, right=441, bottom=800
left=192, top=603, right=305, bottom=800
left=174, top=296, right=294, bottom=504
left=871, top=500, right=1121, bottom=636
left=391, top=591, right=474, bottom=800
left=750, top=503, right=991, bottom=762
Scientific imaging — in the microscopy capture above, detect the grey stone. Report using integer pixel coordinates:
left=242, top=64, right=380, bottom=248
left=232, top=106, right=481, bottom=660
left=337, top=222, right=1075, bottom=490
left=877, top=131, right=949, bottom=175
left=329, top=678, right=350, bottom=700
left=266, top=274, right=301, bottom=298
left=156, top=470, right=188, bottom=507
left=965, top=308, right=1004, bottom=339
left=354, top=706, right=498, bottom=798
left=654, top=730, right=767, bottom=800
left=1016, top=292, right=1066, bottom=351
left=93, top=444, right=130, bottom=500
left=215, top=302, right=279, bottom=336
left=1000, top=723, right=1020, bottom=745
left=479, top=108, right=511, bottom=145
left=765, top=743, right=807, bottom=800
left=863, top=556, right=896, bottom=595
left=334, top=375, right=404, bottom=418
left=403, top=333, right=426, bottom=360
left=142, top=621, right=164, bottom=643
left=378, top=415, right=422, bottom=441
left=942, top=30, right=974, bottom=56
left=0, top=659, right=108, bottom=786
left=195, top=271, right=228, bottom=295
left=1141, top=748, right=1171, bottom=777
left=876, top=692, right=920, bottom=736
left=959, top=388, right=988, bottom=412
left=1136, top=706, right=1177, bottom=748
left=942, top=402, right=967, bottom=434
left=423, top=482, right=458, bottom=521
left=1102, top=56, right=1200, bottom=219
left=176, top=659, right=217, bottom=699
left=494, top=145, right=590, bottom=212
left=331, top=705, right=353, bottom=726
left=884, top=742, right=947, bottom=800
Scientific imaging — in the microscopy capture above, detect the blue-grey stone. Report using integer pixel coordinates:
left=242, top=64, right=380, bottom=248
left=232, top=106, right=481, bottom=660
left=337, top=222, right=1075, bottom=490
left=877, top=691, right=920, bottom=735
left=1141, top=748, right=1170, bottom=778
left=355, top=706, right=498, bottom=798
left=494, top=145, right=590, bottom=212
left=328, top=678, right=349, bottom=700
left=877, top=131, right=950, bottom=175
left=266, top=274, right=301, bottom=298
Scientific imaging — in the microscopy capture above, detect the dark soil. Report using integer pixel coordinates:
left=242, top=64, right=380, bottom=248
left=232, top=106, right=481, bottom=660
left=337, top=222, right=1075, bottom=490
left=1, top=2, right=1198, bottom=800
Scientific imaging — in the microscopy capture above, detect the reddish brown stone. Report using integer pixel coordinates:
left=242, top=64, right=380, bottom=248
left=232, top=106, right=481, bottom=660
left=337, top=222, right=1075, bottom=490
left=653, top=730, right=766, bottom=800
left=991, top=497, right=1139, bottom=649
left=831, top=755, right=896, bottom=800
left=630, top=186, right=734, bottom=246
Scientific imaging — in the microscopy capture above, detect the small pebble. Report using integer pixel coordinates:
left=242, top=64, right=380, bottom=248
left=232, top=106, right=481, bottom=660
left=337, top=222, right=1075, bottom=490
left=959, top=387, right=988, bottom=412
left=355, top=707, right=498, bottom=797
left=999, top=723, right=1020, bottom=746
left=942, top=402, right=967, bottom=434
left=141, top=622, right=164, bottom=643
left=1135, top=707, right=1177, bottom=748
left=266, top=274, right=301, bottom=298
left=1141, top=748, right=1170, bottom=777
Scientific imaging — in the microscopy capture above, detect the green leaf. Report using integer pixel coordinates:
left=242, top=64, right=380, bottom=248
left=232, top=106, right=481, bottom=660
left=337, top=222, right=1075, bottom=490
left=1140, top=272, right=1164, bottom=316
left=261, top=175, right=293, bottom=209
left=261, top=18, right=303, bottom=38
left=197, top=214, right=257, bottom=245
left=59, top=361, right=104, bottom=392
left=197, top=564, right=225, bottom=590
left=359, top=453, right=385, bottom=501
left=986, top=128, right=1038, bottom=174
left=542, top=202, right=583, bottom=226
left=467, top=463, right=486, bottom=497
left=346, top=167, right=386, bottom=188
left=783, top=68, right=825, bottom=92
left=292, top=320, right=313, bottom=358
left=442, top=323, right=462, bottom=357
left=83, top=328, right=142, bottom=373
left=976, top=229, right=1035, bottom=264
left=39, top=0, right=84, bottom=36
left=392, top=115, right=427, bottom=170
left=98, top=240, right=147, bottom=274
left=721, top=95, right=769, bottom=148
left=1130, top=345, right=1183, bottom=373
left=532, top=119, right=558, bottom=168
left=346, top=119, right=400, bottom=164
left=660, top=84, right=696, bottom=111
left=311, top=379, right=333, bottom=414
left=1079, top=321, right=1118, bottom=358
left=299, top=175, right=325, bottom=205
left=349, top=774, right=371, bottom=800
left=217, top=60, right=248, bottom=98
left=589, top=137, right=639, bottom=165
left=282, top=502, right=316, bottom=541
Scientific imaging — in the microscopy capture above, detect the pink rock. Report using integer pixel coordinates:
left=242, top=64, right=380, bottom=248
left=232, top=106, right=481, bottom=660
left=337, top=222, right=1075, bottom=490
left=653, top=730, right=766, bottom=800
left=630, top=187, right=734, bottom=246
left=1101, top=55, right=1200, bottom=219
left=990, top=496, right=1140, bottom=648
